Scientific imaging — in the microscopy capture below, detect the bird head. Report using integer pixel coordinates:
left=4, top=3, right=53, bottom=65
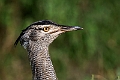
left=14, top=20, right=83, bottom=48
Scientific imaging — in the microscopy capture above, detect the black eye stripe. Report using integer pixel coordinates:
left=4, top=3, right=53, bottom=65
left=30, top=27, right=50, bottom=31
left=38, top=28, right=43, bottom=30
left=30, top=28, right=43, bottom=30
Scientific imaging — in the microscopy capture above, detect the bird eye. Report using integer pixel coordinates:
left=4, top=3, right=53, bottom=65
left=43, top=27, right=50, bottom=32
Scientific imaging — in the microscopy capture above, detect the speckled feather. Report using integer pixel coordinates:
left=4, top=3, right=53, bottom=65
left=14, top=20, right=82, bottom=80
left=15, top=20, right=60, bottom=80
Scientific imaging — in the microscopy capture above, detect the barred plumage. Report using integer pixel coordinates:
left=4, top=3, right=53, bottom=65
left=14, top=20, right=83, bottom=80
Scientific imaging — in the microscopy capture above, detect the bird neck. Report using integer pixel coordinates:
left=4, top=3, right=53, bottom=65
left=27, top=42, right=57, bottom=80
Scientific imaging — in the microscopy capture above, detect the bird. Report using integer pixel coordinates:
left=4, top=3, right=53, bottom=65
left=14, top=20, right=83, bottom=80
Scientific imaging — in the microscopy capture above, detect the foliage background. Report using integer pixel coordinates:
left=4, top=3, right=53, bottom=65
left=0, top=0, right=120, bottom=80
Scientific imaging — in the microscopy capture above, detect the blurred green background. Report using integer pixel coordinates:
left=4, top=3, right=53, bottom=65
left=0, top=0, right=120, bottom=80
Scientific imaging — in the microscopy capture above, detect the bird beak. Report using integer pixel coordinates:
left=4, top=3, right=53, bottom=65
left=49, top=25, right=83, bottom=34
left=61, top=26, right=83, bottom=32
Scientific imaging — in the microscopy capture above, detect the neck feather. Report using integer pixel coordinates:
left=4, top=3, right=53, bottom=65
left=27, top=42, right=57, bottom=80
